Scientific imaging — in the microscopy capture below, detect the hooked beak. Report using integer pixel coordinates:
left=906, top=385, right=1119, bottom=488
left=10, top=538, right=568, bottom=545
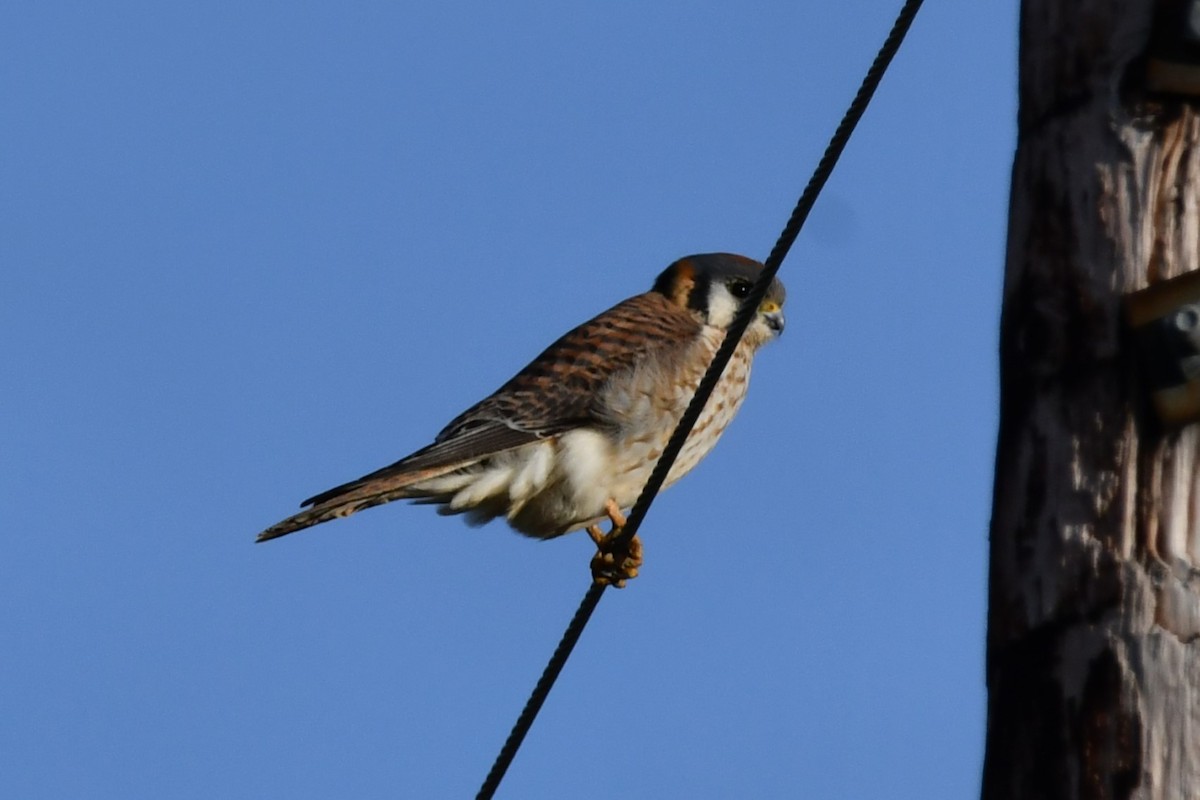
left=760, top=301, right=785, bottom=335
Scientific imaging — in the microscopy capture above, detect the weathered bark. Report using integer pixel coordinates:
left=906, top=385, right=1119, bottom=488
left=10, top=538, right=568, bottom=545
left=983, top=1, right=1200, bottom=798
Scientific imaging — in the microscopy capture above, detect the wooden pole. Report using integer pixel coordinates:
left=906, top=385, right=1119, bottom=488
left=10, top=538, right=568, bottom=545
left=983, top=1, right=1200, bottom=798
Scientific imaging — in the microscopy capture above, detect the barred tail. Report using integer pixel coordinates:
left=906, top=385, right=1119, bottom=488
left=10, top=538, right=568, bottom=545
left=255, top=461, right=473, bottom=543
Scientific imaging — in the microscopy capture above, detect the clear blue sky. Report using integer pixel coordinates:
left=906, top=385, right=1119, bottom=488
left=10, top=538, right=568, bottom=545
left=3, top=2, right=1015, bottom=798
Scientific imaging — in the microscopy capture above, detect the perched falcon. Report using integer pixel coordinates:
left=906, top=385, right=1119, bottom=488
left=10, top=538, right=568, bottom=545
left=258, top=253, right=785, bottom=585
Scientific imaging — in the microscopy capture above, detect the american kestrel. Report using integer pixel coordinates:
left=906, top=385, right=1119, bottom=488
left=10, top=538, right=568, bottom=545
left=258, top=253, right=785, bottom=586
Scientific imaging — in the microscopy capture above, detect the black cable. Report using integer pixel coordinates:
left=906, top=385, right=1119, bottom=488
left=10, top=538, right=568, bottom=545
left=477, top=2, right=924, bottom=796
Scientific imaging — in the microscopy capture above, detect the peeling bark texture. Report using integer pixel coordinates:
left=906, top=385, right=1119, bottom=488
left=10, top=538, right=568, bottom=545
left=983, top=2, right=1200, bottom=799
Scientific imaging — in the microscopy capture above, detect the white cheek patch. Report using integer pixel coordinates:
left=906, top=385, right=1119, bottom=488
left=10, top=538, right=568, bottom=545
left=706, top=287, right=741, bottom=328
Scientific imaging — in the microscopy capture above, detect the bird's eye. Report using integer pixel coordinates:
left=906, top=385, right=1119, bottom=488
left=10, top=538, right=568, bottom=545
left=727, top=279, right=752, bottom=299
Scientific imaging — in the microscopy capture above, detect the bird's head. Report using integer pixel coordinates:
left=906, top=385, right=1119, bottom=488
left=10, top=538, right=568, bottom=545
left=653, top=253, right=786, bottom=348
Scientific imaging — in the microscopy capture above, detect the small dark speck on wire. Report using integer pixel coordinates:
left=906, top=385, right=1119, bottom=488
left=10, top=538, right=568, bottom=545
left=476, top=1, right=925, bottom=796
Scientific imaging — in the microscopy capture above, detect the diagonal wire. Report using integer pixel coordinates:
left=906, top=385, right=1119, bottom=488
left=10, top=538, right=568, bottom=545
left=477, top=1, right=924, bottom=797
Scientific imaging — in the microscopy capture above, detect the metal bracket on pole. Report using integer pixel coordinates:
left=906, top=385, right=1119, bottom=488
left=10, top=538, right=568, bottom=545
left=1126, top=270, right=1200, bottom=426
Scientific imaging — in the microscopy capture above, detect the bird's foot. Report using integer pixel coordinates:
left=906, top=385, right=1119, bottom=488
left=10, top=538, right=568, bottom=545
left=587, top=501, right=641, bottom=588
left=587, top=527, right=643, bottom=588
